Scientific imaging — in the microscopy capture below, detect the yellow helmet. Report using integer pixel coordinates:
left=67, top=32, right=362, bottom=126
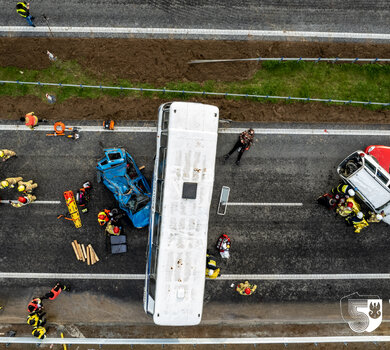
left=17, top=185, right=26, bottom=192
left=0, top=150, right=4, bottom=157
left=0, top=180, right=9, bottom=189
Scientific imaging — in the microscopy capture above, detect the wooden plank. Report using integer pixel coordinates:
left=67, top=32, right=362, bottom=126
left=90, top=245, right=100, bottom=263
left=89, top=244, right=96, bottom=265
left=81, top=244, right=87, bottom=260
left=71, top=241, right=80, bottom=260
left=86, top=245, right=91, bottom=266
left=75, top=241, right=84, bottom=262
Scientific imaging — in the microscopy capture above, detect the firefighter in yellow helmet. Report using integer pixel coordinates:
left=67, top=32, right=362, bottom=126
left=0, top=149, right=16, bottom=162
left=17, top=180, right=38, bottom=193
left=0, top=177, right=23, bottom=189
left=206, top=254, right=220, bottom=279
left=32, top=326, right=47, bottom=339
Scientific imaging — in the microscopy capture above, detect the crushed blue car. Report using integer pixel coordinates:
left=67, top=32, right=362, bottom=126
left=96, top=148, right=151, bottom=228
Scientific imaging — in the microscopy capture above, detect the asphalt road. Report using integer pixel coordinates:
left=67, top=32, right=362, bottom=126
left=1, top=121, right=390, bottom=314
left=0, top=0, right=389, bottom=37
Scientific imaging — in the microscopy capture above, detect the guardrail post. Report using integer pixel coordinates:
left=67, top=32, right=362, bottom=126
left=353, top=58, right=359, bottom=63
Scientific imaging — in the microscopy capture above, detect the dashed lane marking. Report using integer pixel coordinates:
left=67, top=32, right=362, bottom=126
left=1, top=272, right=390, bottom=280
left=228, top=202, right=303, bottom=206
left=1, top=26, right=390, bottom=41
left=0, top=200, right=61, bottom=204
left=2, top=124, right=390, bottom=136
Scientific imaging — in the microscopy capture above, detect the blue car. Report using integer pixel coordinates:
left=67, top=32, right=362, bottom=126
left=97, top=148, right=151, bottom=228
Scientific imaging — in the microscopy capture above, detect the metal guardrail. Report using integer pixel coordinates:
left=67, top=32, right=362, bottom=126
left=189, top=57, right=390, bottom=64
left=0, top=80, right=389, bottom=107
left=0, top=336, right=389, bottom=345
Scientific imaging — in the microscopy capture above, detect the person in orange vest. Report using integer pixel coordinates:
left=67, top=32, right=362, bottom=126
left=43, top=282, right=71, bottom=300
left=20, top=112, right=47, bottom=130
left=27, top=297, right=44, bottom=313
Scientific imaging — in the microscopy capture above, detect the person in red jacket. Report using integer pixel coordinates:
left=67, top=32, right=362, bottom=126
left=27, top=297, right=44, bottom=313
left=43, top=282, right=71, bottom=300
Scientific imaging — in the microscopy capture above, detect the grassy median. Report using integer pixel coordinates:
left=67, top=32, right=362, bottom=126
left=0, top=60, right=389, bottom=109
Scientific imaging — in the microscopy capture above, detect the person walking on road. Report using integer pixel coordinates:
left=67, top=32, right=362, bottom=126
left=224, top=128, right=254, bottom=166
left=10, top=194, right=36, bottom=207
left=20, top=112, right=46, bottom=130
left=0, top=177, right=23, bottom=189
left=17, top=180, right=38, bottom=193
left=0, top=149, right=17, bottom=162
left=16, top=2, right=35, bottom=27
left=27, top=312, right=46, bottom=327
left=43, top=282, right=71, bottom=300
left=32, top=326, right=47, bottom=339
left=27, top=297, right=44, bottom=313
left=236, top=281, right=257, bottom=295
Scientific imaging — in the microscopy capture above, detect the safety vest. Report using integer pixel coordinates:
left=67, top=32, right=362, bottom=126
left=337, top=183, right=350, bottom=194
left=27, top=298, right=42, bottom=313
left=206, top=255, right=217, bottom=270
left=25, top=113, right=38, bottom=127
left=32, top=326, right=46, bottom=339
left=16, top=2, right=28, bottom=17
left=48, top=286, right=62, bottom=300
left=27, top=314, right=40, bottom=327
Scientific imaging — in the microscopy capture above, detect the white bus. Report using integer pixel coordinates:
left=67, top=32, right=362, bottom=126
left=144, top=102, right=219, bottom=326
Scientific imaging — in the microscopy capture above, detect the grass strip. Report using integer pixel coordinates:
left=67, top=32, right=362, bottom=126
left=0, top=60, right=389, bottom=109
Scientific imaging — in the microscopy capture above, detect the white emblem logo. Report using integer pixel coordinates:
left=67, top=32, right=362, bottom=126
left=340, top=292, right=382, bottom=333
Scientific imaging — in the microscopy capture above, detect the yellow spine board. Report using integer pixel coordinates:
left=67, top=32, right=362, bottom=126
left=63, top=191, right=82, bottom=228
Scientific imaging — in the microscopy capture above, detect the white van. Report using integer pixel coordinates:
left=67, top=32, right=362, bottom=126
left=337, top=150, right=390, bottom=225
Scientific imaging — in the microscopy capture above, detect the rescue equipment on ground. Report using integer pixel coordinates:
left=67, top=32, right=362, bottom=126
left=103, top=120, right=115, bottom=130
left=62, top=191, right=82, bottom=228
left=76, top=181, right=92, bottom=213
left=71, top=240, right=99, bottom=265
left=216, top=233, right=231, bottom=259
left=46, top=122, right=80, bottom=140
left=98, top=209, right=111, bottom=226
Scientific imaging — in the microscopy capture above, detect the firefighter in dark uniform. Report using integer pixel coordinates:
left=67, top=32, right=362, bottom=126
left=206, top=254, right=220, bottom=279
left=332, top=183, right=355, bottom=198
left=27, top=312, right=46, bottom=327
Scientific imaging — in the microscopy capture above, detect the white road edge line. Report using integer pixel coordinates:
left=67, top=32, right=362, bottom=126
left=228, top=202, right=303, bottom=206
left=1, top=26, right=390, bottom=40
left=2, top=125, right=390, bottom=136
left=1, top=335, right=390, bottom=345
left=0, top=200, right=61, bottom=204
left=1, top=272, right=390, bottom=280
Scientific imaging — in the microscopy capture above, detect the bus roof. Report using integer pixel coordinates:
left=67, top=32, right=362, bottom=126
left=154, top=102, right=219, bottom=325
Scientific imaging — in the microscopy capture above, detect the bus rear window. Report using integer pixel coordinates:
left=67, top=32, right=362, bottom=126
left=365, top=160, right=376, bottom=174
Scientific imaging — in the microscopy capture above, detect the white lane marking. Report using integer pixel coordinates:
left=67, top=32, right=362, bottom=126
left=1, top=272, right=390, bottom=280
left=0, top=272, right=145, bottom=279
left=0, top=200, right=61, bottom=204
left=228, top=202, right=303, bottom=206
left=2, top=124, right=390, bottom=136
left=219, top=274, right=390, bottom=280
left=1, top=26, right=390, bottom=40
left=0, top=125, right=156, bottom=132
left=220, top=128, right=390, bottom=136
left=1, top=336, right=390, bottom=345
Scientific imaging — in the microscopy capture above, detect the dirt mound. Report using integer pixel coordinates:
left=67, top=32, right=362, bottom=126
left=1, top=95, right=389, bottom=124
left=0, top=38, right=389, bottom=84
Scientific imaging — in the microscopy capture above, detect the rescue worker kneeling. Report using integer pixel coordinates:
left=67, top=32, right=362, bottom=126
left=206, top=254, right=220, bottom=279
left=0, top=177, right=23, bottom=189
left=0, top=149, right=16, bottom=162
left=32, top=326, right=47, bottom=339
left=27, top=312, right=46, bottom=327
left=332, top=183, right=356, bottom=198
left=105, top=221, right=121, bottom=235
left=336, top=201, right=354, bottom=217
left=236, top=281, right=257, bottom=296
left=9, top=194, right=36, bottom=208
left=346, top=211, right=369, bottom=233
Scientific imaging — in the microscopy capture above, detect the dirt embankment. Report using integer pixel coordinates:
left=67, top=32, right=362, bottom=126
left=0, top=38, right=389, bottom=123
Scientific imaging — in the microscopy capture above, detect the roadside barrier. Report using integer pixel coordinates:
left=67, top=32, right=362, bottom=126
left=1, top=80, right=389, bottom=107
left=189, top=57, right=390, bottom=64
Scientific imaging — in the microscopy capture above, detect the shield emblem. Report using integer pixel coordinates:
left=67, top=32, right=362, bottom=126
left=340, top=292, right=382, bottom=333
